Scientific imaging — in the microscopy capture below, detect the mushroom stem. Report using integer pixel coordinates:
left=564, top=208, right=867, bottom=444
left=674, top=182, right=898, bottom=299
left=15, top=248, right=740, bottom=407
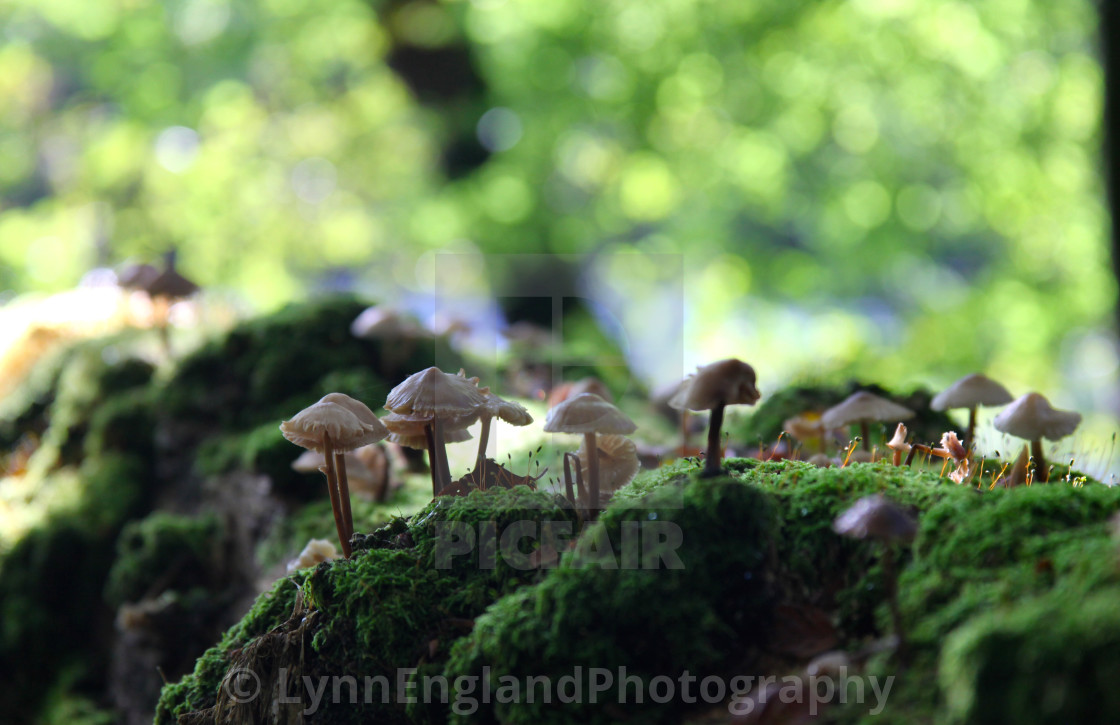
left=584, top=432, right=600, bottom=513
left=424, top=423, right=440, bottom=496
left=702, top=402, right=726, bottom=477
left=562, top=452, right=576, bottom=506
left=475, top=415, right=493, bottom=476
left=860, top=420, right=871, bottom=451
left=892, top=449, right=902, bottom=467
left=321, top=433, right=351, bottom=559
left=881, top=545, right=908, bottom=665
left=966, top=406, right=978, bottom=451
left=680, top=410, right=690, bottom=456
left=334, top=451, right=354, bottom=543
left=1032, top=438, right=1048, bottom=483
left=433, top=417, right=452, bottom=492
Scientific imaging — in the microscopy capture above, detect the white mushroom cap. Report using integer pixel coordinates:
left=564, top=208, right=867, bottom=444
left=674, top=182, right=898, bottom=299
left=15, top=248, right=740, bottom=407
left=821, top=391, right=914, bottom=429
left=669, top=358, right=760, bottom=412
left=385, top=366, right=488, bottom=417
left=886, top=423, right=911, bottom=454
left=993, top=392, right=1082, bottom=441
left=578, top=434, right=640, bottom=492
left=479, top=389, right=533, bottom=426
left=319, top=393, right=389, bottom=439
left=280, top=400, right=388, bottom=452
left=286, top=538, right=339, bottom=573
left=930, top=373, right=1014, bottom=411
left=544, top=393, right=636, bottom=435
left=350, top=306, right=427, bottom=339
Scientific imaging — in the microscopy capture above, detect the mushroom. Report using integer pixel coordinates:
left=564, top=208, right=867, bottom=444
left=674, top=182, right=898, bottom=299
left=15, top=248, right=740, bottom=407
left=140, top=252, right=200, bottom=354
left=833, top=494, right=917, bottom=663
left=384, top=367, right=487, bottom=494
left=544, top=393, right=636, bottom=513
left=473, top=388, right=533, bottom=476
left=382, top=410, right=475, bottom=493
left=280, top=395, right=388, bottom=557
left=821, top=391, right=914, bottom=454
left=669, top=358, right=761, bottom=477
left=286, top=538, right=339, bottom=574
left=930, top=373, right=1013, bottom=450
left=992, top=392, right=1081, bottom=483
left=547, top=377, right=613, bottom=408
left=784, top=411, right=827, bottom=455
left=350, top=305, right=428, bottom=340
left=886, top=423, right=911, bottom=466
left=577, top=434, right=640, bottom=505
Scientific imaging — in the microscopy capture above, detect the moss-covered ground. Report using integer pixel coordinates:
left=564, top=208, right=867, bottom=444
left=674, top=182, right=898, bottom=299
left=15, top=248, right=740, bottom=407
left=154, top=456, right=1120, bottom=725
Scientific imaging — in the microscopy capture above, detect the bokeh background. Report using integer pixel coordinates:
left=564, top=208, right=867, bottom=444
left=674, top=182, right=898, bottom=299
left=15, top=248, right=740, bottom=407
left=1, top=0, right=1117, bottom=439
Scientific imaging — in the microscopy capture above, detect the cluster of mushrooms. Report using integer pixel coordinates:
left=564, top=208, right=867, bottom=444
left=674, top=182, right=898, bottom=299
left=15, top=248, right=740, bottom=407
left=279, top=367, right=651, bottom=557
left=780, top=373, right=1082, bottom=485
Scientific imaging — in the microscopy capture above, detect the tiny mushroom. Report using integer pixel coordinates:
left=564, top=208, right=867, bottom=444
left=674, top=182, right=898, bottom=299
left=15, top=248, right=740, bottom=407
left=886, top=423, right=911, bottom=466
left=821, top=391, right=914, bottom=454
left=669, top=358, right=760, bottom=477
left=544, top=393, right=636, bottom=513
left=473, top=387, right=533, bottom=475
left=384, top=367, right=487, bottom=495
left=993, top=392, right=1082, bottom=483
left=286, top=538, right=339, bottom=574
left=281, top=394, right=388, bottom=557
left=833, top=494, right=917, bottom=663
left=930, top=373, right=1013, bottom=450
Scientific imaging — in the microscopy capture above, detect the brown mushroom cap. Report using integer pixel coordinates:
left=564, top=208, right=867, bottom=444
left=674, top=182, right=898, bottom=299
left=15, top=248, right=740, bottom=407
left=886, top=423, right=911, bottom=454
left=117, top=263, right=160, bottom=291
left=145, top=268, right=200, bottom=299
left=578, top=434, right=640, bottom=492
left=669, top=358, right=760, bottom=412
left=821, top=391, right=914, bottom=430
left=385, top=366, right=488, bottom=417
left=833, top=495, right=917, bottom=544
left=993, top=392, right=1082, bottom=441
left=543, top=393, right=636, bottom=435
left=280, top=400, right=387, bottom=452
left=319, top=393, right=389, bottom=439
left=931, top=373, right=1014, bottom=411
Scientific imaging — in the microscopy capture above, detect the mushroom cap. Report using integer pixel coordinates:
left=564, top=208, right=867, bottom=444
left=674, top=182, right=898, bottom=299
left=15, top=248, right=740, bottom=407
left=286, top=538, right=339, bottom=573
left=387, top=428, right=472, bottom=450
left=544, top=393, right=637, bottom=435
left=821, top=391, right=914, bottom=429
left=145, top=268, right=199, bottom=298
left=385, top=366, right=488, bottom=417
left=479, top=390, right=533, bottom=426
left=350, top=306, right=427, bottom=339
left=319, top=393, right=389, bottom=439
left=547, top=377, right=614, bottom=408
left=993, top=392, right=1082, bottom=441
left=669, top=358, right=760, bottom=412
left=931, top=373, right=1014, bottom=411
left=280, top=400, right=388, bottom=452
left=886, top=423, right=911, bottom=453
left=783, top=412, right=825, bottom=442
left=833, top=495, right=917, bottom=544
left=382, top=410, right=477, bottom=437
left=578, top=434, right=640, bottom=492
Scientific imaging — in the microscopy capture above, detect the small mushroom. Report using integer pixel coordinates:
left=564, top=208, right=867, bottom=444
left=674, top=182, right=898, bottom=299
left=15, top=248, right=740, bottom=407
left=834, top=494, right=917, bottom=663
left=784, top=411, right=827, bottom=455
left=547, top=377, right=613, bottom=408
left=384, top=367, right=487, bottom=494
left=577, top=434, right=640, bottom=506
left=473, top=388, right=533, bottom=476
left=992, top=392, right=1081, bottom=483
left=281, top=395, right=388, bottom=557
left=886, top=423, right=911, bottom=466
left=930, top=373, right=1013, bottom=450
left=286, top=538, right=339, bottom=574
left=544, top=393, right=636, bottom=513
left=821, top=391, right=914, bottom=454
left=669, top=358, right=760, bottom=477
left=140, top=252, right=200, bottom=354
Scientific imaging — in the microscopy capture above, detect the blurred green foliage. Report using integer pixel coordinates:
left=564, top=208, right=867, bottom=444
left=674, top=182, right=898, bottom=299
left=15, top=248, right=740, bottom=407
left=0, top=0, right=1113, bottom=392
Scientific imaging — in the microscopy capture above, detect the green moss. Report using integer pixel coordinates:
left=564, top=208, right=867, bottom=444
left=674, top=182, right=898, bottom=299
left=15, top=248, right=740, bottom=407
left=442, top=474, right=777, bottom=725
left=941, top=588, right=1120, bottom=725
left=104, top=512, right=223, bottom=606
left=154, top=571, right=310, bottom=724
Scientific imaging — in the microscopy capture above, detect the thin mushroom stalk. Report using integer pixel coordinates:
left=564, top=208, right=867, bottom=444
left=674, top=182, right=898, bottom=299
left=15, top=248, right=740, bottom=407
left=474, top=415, right=493, bottom=476
left=321, top=432, right=352, bottom=559
left=1032, top=438, right=1047, bottom=483
left=423, top=423, right=439, bottom=496
left=334, top=451, right=354, bottom=543
left=585, top=432, right=601, bottom=510
left=703, top=402, right=725, bottom=477
left=432, top=417, right=452, bottom=492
